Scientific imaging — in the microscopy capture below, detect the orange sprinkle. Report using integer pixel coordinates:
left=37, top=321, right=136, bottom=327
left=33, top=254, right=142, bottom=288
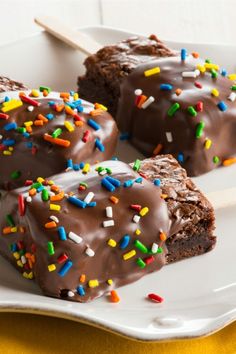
left=43, top=90, right=49, bottom=97
left=80, top=274, right=86, bottom=283
left=60, top=92, right=70, bottom=99
left=51, top=185, right=60, bottom=193
left=192, top=52, right=199, bottom=58
left=50, top=191, right=65, bottom=202
left=153, top=143, right=163, bottom=156
left=75, top=120, right=84, bottom=127
left=55, top=104, right=65, bottom=113
left=160, top=231, right=167, bottom=241
left=44, top=134, right=70, bottom=147
left=26, top=126, right=32, bottom=133
left=110, top=290, right=120, bottom=303
left=3, top=226, right=12, bottom=234
left=110, top=196, right=119, bottom=204
left=137, top=95, right=147, bottom=108
left=161, top=194, right=168, bottom=199
left=175, top=88, right=182, bottom=96
left=223, top=157, right=236, bottom=167
left=19, top=226, right=25, bottom=233
left=45, top=221, right=57, bottom=229
left=29, top=188, right=37, bottom=196
left=38, top=114, right=48, bottom=123
left=34, top=120, right=44, bottom=126
left=90, top=109, right=103, bottom=116
left=65, top=105, right=75, bottom=116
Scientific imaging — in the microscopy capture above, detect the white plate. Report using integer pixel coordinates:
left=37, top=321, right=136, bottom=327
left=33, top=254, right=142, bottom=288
left=0, top=26, right=236, bottom=342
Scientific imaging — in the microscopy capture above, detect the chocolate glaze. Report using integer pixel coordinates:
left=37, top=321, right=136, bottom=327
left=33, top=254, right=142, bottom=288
left=117, top=56, right=236, bottom=176
left=0, top=91, right=118, bottom=190
left=0, top=161, right=170, bottom=302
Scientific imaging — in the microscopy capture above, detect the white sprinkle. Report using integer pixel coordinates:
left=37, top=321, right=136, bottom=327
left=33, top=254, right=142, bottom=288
left=195, top=69, right=200, bottom=76
left=103, top=220, right=115, bottom=227
left=50, top=215, right=59, bottom=223
left=68, top=231, right=83, bottom=244
left=27, top=105, right=34, bottom=112
left=26, top=196, right=32, bottom=203
left=133, top=214, right=141, bottom=223
left=151, top=243, right=159, bottom=253
left=141, top=96, right=155, bottom=109
left=182, top=71, right=197, bottom=78
left=166, top=132, right=173, bottom=142
left=21, top=255, right=27, bottom=264
left=85, top=247, right=95, bottom=257
left=67, top=291, right=75, bottom=297
left=228, top=92, right=236, bottom=102
left=84, top=191, right=94, bottom=204
left=99, top=169, right=107, bottom=176
left=135, top=89, right=143, bottom=96
left=106, top=206, right=113, bottom=218
left=0, top=135, right=3, bottom=140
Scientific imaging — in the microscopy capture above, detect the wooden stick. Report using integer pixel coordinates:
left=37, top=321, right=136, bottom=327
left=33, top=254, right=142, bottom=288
left=34, top=16, right=101, bottom=55
left=206, top=187, right=236, bottom=210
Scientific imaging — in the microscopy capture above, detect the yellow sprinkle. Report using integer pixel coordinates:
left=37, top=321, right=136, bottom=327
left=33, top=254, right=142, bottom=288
left=11, top=227, right=17, bottom=233
left=13, top=252, right=20, bottom=260
left=107, top=238, right=117, bottom=247
left=204, top=63, right=219, bottom=71
left=135, top=229, right=141, bottom=235
left=82, top=163, right=90, bottom=174
left=139, top=207, right=149, bottom=216
left=48, top=180, right=55, bottom=185
left=31, top=89, right=40, bottom=97
left=107, top=279, right=113, bottom=285
left=73, top=93, right=79, bottom=100
left=144, top=67, right=160, bottom=77
left=17, top=260, right=23, bottom=268
left=27, top=272, right=34, bottom=279
left=1, top=100, right=23, bottom=112
left=9, top=147, right=13, bottom=151
left=2, top=99, right=21, bottom=107
left=204, top=139, right=212, bottom=150
left=64, top=120, right=75, bottom=132
left=49, top=204, right=61, bottom=211
left=24, top=121, right=33, bottom=127
left=48, top=264, right=56, bottom=272
left=211, top=88, right=219, bottom=97
left=37, top=177, right=45, bottom=183
left=88, top=279, right=99, bottom=288
left=228, top=74, right=236, bottom=81
left=196, top=64, right=206, bottom=73
left=95, top=103, right=108, bottom=111
left=3, top=151, right=12, bottom=155
left=123, top=249, right=136, bottom=261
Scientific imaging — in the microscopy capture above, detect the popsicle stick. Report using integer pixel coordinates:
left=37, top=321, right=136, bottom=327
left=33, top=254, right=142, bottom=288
left=34, top=16, right=101, bottom=55
left=206, top=187, right=236, bottom=210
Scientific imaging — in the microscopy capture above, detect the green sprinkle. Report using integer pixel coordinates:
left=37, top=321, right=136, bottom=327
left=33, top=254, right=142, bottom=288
left=213, top=156, right=220, bottom=164
left=30, top=182, right=42, bottom=190
left=105, top=168, right=112, bottom=175
left=39, top=86, right=51, bottom=93
left=16, top=127, right=26, bottom=133
left=19, top=249, right=25, bottom=256
left=187, top=106, right=197, bottom=117
left=157, top=247, right=163, bottom=254
left=133, top=159, right=141, bottom=172
left=167, top=103, right=180, bottom=117
left=211, top=69, right=218, bottom=78
left=231, top=85, right=236, bottom=91
left=6, top=214, right=15, bottom=227
left=205, top=59, right=211, bottom=63
left=42, top=189, right=49, bottom=201
left=80, top=182, right=88, bottom=188
left=11, top=170, right=21, bottom=180
left=47, top=241, right=55, bottom=255
left=136, top=258, right=146, bottom=268
left=52, top=128, right=62, bottom=138
left=195, top=121, right=205, bottom=138
left=134, top=240, right=148, bottom=254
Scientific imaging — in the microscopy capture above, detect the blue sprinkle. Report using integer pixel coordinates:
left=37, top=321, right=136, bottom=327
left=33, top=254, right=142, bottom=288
left=123, top=180, right=134, bottom=188
left=177, top=153, right=184, bottom=163
left=111, top=156, right=118, bottom=161
left=101, top=178, right=115, bottom=192
left=77, top=105, right=84, bottom=112
left=68, top=196, right=86, bottom=208
left=73, top=99, right=82, bottom=106
left=106, top=176, right=121, bottom=187
left=46, top=113, right=54, bottom=120
left=58, top=260, right=73, bottom=277
left=48, top=101, right=55, bottom=106
left=26, top=142, right=33, bottom=148
left=4, top=122, right=17, bottom=131
left=10, top=243, right=18, bottom=252
left=95, top=138, right=105, bottom=152
left=77, top=285, right=85, bottom=296
left=73, top=164, right=80, bottom=171
left=67, top=159, right=73, bottom=169
left=120, top=235, right=130, bottom=249
left=119, top=132, right=130, bottom=141
left=37, top=185, right=44, bottom=193
left=70, top=90, right=75, bottom=96
left=217, top=101, right=228, bottom=112
left=88, top=118, right=101, bottom=131
left=87, top=201, right=97, bottom=207
left=65, top=102, right=75, bottom=109
left=79, top=162, right=85, bottom=169
left=135, top=177, right=143, bottom=184
left=160, top=84, right=173, bottom=91
left=154, top=179, right=161, bottom=186
left=57, top=226, right=67, bottom=241
left=23, top=132, right=30, bottom=139
left=181, top=48, right=187, bottom=61
left=4, top=96, right=10, bottom=102
left=3, top=139, right=15, bottom=146
left=221, top=69, right=227, bottom=77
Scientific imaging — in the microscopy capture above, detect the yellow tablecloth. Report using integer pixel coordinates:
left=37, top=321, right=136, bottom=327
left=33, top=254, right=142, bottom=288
left=0, top=313, right=235, bottom=354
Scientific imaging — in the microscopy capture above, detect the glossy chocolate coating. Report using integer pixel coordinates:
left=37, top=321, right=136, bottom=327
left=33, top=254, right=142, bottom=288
left=0, top=91, right=118, bottom=190
left=0, top=161, right=170, bottom=302
left=117, top=56, right=236, bottom=176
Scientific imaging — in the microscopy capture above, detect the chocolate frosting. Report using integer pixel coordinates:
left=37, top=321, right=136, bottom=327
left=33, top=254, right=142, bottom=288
left=117, top=55, right=236, bottom=176
left=0, top=161, right=170, bottom=302
left=0, top=91, right=118, bottom=190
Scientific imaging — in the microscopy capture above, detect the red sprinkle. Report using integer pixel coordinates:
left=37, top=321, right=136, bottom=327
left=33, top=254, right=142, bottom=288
left=148, top=293, right=164, bottom=303
left=57, top=253, right=69, bottom=264
left=18, top=195, right=25, bottom=216
left=139, top=172, right=147, bottom=179
left=74, top=114, right=83, bottom=121
left=82, top=130, right=90, bottom=143
left=24, top=180, right=33, bottom=186
left=20, top=94, right=40, bottom=107
left=194, top=82, right=202, bottom=89
left=31, top=146, right=38, bottom=155
left=196, top=101, right=203, bottom=112
left=130, top=204, right=142, bottom=212
left=144, top=256, right=155, bottom=265
left=0, top=113, right=9, bottom=120
left=17, top=240, right=24, bottom=250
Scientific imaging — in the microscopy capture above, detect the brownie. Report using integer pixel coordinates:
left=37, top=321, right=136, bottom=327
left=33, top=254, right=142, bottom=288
left=0, top=76, right=28, bottom=92
left=0, top=156, right=215, bottom=302
left=78, top=35, right=175, bottom=116
left=0, top=90, right=118, bottom=190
